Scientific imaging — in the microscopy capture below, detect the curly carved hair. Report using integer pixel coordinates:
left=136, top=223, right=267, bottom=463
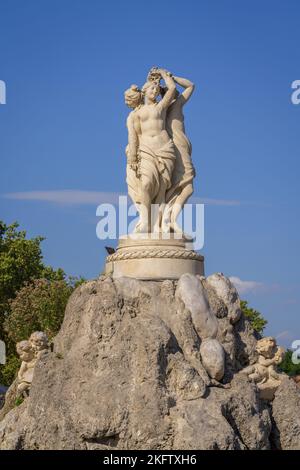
left=124, top=84, right=143, bottom=109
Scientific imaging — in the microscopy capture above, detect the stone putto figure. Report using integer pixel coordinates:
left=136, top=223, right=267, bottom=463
left=124, top=67, right=195, bottom=236
left=242, top=336, right=285, bottom=400
left=16, top=331, right=49, bottom=398
left=16, top=340, right=36, bottom=397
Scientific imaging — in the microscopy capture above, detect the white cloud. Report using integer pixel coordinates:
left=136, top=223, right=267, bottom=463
left=4, top=190, right=122, bottom=205
left=4, top=190, right=242, bottom=207
left=229, top=276, right=264, bottom=294
left=191, top=196, right=241, bottom=206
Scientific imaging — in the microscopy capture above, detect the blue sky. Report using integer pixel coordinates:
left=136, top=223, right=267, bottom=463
left=0, top=0, right=299, bottom=346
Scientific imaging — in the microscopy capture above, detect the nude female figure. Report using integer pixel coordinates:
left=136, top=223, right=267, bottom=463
left=125, top=68, right=177, bottom=233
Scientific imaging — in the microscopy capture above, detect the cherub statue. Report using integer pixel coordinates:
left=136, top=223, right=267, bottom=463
left=16, top=340, right=36, bottom=397
left=16, top=332, right=49, bottom=398
left=242, top=337, right=285, bottom=399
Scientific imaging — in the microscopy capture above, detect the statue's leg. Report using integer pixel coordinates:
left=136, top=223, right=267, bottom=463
left=17, top=381, right=30, bottom=397
left=249, top=372, right=261, bottom=382
left=269, top=366, right=281, bottom=381
left=153, top=181, right=167, bottom=232
left=136, top=177, right=152, bottom=233
left=170, top=183, right=194, bottom=233
left=161, top=203, right=172, bottom=233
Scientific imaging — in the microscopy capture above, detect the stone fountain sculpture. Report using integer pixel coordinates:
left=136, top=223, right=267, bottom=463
left=1, top=69, right=299, bottom=451
left=105, top=67, right=204, bottom=280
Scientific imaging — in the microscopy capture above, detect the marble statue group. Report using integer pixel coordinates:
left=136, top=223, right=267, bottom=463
left=105, top=67, right=203, bottom=279
left=125, top=67, right=196, bottom=237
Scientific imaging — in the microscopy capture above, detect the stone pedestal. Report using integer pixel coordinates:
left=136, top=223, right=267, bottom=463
left=105, top=234, right=204, bottom=280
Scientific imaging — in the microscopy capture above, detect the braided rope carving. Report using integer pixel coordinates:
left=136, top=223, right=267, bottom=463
left=106, top=249, right=203, bottom=263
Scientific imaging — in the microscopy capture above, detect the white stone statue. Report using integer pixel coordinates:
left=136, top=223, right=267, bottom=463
left=163, top=73, right=195, bottom=235
left=105, top=68, right=202, bottom=280
left=29, top=331, right=49, bottom=359
left=16, top=340, right=36, bottom=397
left=242, top=337, right=285, bottom=400
left=124, top=67, right=196, bottom=236
left=16, top=332, right=49, bottom=398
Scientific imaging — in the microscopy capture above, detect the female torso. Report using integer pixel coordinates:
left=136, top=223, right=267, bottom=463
left=136, top=103, right=170, bottom=151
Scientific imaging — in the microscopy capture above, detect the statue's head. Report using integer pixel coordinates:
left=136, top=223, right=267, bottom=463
left=16, top=340, right=34, bottom=362
left=142, top=80, right=161, bottom=102
left=29, top=331, right=48, bottom=352
left=124, top=85, right=143, bottom=109
left=256, top=337, right=277, bottom=358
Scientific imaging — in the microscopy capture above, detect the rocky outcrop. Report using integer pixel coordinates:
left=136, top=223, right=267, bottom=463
left=271, top=377, right=300, bottom=449
left=0, top=273, right=299, bottom=450
left=0, top=381, right=17, bottom=421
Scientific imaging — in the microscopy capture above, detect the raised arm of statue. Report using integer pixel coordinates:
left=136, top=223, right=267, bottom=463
left=157, top=69, right=176, bottom=110
left=173, top=75, right=195, bottom=104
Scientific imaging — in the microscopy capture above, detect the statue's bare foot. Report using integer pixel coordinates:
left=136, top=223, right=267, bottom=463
left=161, top=220, right=171, bottom=235
left=135, top=222, right=150, bottom=234
left=170, top=222, right=195, bottom=241
left=133, top=221, right=141, bottom=233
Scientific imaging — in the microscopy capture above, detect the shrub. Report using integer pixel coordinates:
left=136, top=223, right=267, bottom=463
left=240, top=300, right=267, bottom=334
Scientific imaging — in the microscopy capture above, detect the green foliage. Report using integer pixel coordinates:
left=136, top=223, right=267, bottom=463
left=0, top=221, right=42, bottom=338
left=0, top=220, right=65, bottom=326
left=0, top=220, right=72, bottom=386
left=240, top=300, right=268, bottom=334
left=278, top=349, right=300, bottom=376
left=0, top=354, right=20, bottom=386
left=15, top=396, right=24, bottom=407
left=5, top=279, right=73, bottom=343
left=67, top=275, right=86, bottom=289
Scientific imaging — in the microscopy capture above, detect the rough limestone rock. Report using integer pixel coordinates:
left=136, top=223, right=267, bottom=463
left=0, top=274, right=297, bottom=450
left=205, top=273, right=241, bottom=324
left=200, top=339, right=225, bottom=381
left=176, top=274, right=218, bottom=340
left=0, top=381, right=17, bottom=421
left=271, top=376, right=300, bottom=449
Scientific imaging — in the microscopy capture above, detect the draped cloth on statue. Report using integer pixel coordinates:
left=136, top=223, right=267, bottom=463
left=126, top=139, right=176, bottom=209
left=139, top=139, right=176, bottom=203
left=126, top=164, right=140, bottom=206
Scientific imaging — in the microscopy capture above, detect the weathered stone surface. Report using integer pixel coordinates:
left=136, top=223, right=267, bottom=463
left=0, top=380, right=17, bottom=421
left=271, top=376, right=300, bottom=449
left=171, top=374, right=271, bottom=450
left=0, top=274, right=297, bottom=450
left=205, top=273, right=241, bottom=324
left=200, top=339, right=225, bottom=381
left=234, top=314, right=259, bottom=368
left=176, top=274, right=218, bottom=339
